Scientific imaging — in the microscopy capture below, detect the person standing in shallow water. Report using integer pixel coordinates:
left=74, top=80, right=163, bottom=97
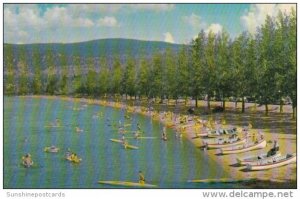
left=139, top=171, right=145, bottom=184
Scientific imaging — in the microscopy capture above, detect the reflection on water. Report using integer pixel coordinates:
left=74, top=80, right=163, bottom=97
left=4, top=96, right=233, bottom=188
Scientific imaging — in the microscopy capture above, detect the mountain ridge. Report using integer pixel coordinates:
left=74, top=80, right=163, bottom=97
left=4, top=38, right=187, bottom=58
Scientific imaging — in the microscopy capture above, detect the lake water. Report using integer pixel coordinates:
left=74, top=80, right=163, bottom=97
left=4, top=96, right=236, bottom=188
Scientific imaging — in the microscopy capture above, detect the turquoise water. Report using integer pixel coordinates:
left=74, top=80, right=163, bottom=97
left=4, top=96, right=234, bottom=188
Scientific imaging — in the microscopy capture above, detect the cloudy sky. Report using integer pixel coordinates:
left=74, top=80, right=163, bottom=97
left=4, top=4, right=295, bottom=44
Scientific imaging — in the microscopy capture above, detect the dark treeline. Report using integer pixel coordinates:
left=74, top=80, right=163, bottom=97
left=4, top=10, right=296, bottom=118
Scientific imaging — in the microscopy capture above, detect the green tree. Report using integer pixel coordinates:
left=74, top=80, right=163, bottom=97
left=111, top=57, right=123, bottom=97
left=121, top=57, right=136, bottom=99
left=177, top=47, right=190, bottom=104
left=191, top=30, right=206, bottom=108
left=256, top=16, right=279, bottom=115
left=137, top=58, right=151, bottom=98
left=214, top=30, right=232, bottom=110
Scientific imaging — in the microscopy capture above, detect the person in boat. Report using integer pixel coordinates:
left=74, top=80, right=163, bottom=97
left=70, top=153, right=79, bottom=161
left=55, top=118, right=61, bottom=126
left=229, top=133, right=238, bottom=142
left=139, top=171, right=145, bottom=184
left=121, top=135, right=128, bottom=148
left=134, top=131, right=141, bottom=139
left=137, top=123, right=141, bottom=131
left=22, top=153, right=33, bottom=167
left=162, top=127, right=167, bottom=140
left=119, top=127, right=125, bottom=135
left=267, top=140, right=279, bottom=157
left=258, top=130, right=264, bottom=140
left=65, top=148, right=72, bottom=157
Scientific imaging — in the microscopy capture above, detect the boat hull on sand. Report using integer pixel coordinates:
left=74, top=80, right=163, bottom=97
left=206, top=128, right=238, bottom=138
left=220, top=140, right=267, bottom=155
left=98, top=181, right=157, bottom=188
left=237, top=152, right=281, bottom=166
left=205, top=138, right=246, bottom=149
left=246, top=153, right=296, bottom=171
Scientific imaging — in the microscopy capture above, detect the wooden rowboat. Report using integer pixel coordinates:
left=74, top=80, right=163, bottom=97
left=237, top=152, right=281, bottom=166
left=220, top=139, right=267, bottom=155
left=207, top=128, right=238, bottom=138
left=246, top=153, right=296, bottom=171
left=98, top=181, right=157, bottom=188
left=205, top=138, right=246, bottom=149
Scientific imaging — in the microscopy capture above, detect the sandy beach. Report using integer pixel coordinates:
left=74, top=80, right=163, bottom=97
left=22, top=95, right=296, bottom=187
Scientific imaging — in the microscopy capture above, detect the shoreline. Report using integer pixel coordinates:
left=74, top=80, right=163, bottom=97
left=15, top=95, right=297, bottom=187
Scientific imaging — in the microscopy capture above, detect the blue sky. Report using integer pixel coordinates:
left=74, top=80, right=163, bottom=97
left=4, top=4, right=295, bottom=44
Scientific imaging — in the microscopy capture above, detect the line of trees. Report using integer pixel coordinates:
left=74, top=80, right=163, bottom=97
left=4, top=10, right=296, bottom=118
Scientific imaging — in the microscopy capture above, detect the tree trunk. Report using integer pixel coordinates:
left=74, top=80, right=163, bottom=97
left=241, top=97, right=245, bottom=113
left=207, top=95, right=211, bottom=110
left=265, top=103, right=269, bottom=116
left=222, top=99, right=226, bottom=111
left=195, top=96, right=198, bottom=108
left=292, top=104, right=296, bottom=119
left=280, top=99, right=283, bottom=113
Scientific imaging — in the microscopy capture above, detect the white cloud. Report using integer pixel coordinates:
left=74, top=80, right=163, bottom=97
left=68, top=4, right=123, bottom=16
left=97, top=16, right=119, bottom=27
left=205, top=23, right=223, bottom=34
left=66, top=4, right=174, bottom=15
left=241, top=4, right=296, bottom=34
left=4, top=4, right=174, bottom=43
left=129, top=4, right=175, bottom=12
left=44, top=7, right=94, bottom=28
left=163, top=32, right=175, bottom=43
left=183, top=13, right=205, bottom=29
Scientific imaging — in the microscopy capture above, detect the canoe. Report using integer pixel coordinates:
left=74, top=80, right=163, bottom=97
left=188, top=178, right=256, bottom=183
left=220, top=139, right=267, bottom=155
left=205, top=138, right=246, bottom=149
left=246, top=153, right=296, bottom=171
left=110, top=139, right=139, bottom=149
left=98, top=181, right=157, bottom=188
left=126, top=137, right=157, bottom=139
left=124, top=144, right=139, bottom=150
left=237, top=152, right=281, bottom=166
left=44, top=125, right=62, bottom=128
left=110, top=139, right=123, bottom=143
left=44, top=146, right=60, bottom=153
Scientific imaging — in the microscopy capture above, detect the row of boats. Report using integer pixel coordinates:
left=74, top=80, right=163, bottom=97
left=120, top=105, right=296, bottom=172
left=190, top=125, right=296, bottom=171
